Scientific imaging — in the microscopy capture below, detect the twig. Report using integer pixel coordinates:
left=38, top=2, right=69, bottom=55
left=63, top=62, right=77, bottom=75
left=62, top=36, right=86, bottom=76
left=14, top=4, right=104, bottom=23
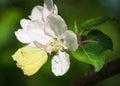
left=71, top=57, right=120, bottom=86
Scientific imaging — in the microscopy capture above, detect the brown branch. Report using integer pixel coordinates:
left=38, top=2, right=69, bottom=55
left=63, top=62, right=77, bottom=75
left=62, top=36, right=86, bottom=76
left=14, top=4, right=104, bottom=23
left=71, top=57, right=120, bottom=86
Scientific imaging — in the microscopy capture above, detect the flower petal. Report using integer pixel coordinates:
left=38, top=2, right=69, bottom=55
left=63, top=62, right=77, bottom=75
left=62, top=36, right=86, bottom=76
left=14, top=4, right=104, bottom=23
left=12, top=47, right=48, bottom=76
left=20, top=19, right=30, bottom=29
left=44, top=0, right=53, bottom=11
left=29, top=6, right=43, bottom=20
left=53, top=4, right=58, bottom=14
left=15, top=28, right=33, bottom=43
left=43, top=0, right=54, bottom=20
left=52, top=51, right=70, bottom=76
left=17, top=19, right=53, bottom=45
left=26, top=21, right=52, bottom=45
left=62, top=30, right=78, bottom=51
left=45, top=14, right=67, bottom=37
left=28, top=41, right=46, bottom=49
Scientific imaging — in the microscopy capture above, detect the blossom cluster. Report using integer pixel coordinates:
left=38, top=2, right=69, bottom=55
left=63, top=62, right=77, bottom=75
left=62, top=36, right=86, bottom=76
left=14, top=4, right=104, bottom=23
left=12, top=0, right=78, bottom=76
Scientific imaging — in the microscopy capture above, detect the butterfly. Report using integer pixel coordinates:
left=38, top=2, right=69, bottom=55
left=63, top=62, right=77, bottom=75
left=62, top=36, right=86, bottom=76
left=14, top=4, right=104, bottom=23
left=12, top=47, right=48, bottom=76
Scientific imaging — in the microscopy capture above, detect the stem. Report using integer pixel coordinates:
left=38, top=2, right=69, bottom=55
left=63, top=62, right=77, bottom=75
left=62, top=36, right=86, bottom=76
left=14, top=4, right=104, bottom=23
left=79, top=28, right=84, bottom=37
left=71, top=57, right=120, bottom=86
left=74, top=20, right=78, bottom=34
left=77, top=28, right=85, bottom=45
left=82, top=40, right=97, bottom=44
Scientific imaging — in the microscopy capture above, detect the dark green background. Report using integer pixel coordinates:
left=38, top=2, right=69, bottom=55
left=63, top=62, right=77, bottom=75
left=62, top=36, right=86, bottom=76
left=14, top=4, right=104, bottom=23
left=0, top=0, right=120, bottom=86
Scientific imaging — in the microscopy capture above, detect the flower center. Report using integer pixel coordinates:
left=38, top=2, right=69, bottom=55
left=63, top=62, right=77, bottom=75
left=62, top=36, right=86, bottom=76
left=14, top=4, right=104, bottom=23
left=46, top=38, right=63, bottom=53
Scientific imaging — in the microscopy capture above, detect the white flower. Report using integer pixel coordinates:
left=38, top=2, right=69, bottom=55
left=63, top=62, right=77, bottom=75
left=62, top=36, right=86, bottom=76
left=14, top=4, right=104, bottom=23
left=45, top=14, right=78, bottom=76
left=29, top=0, right=58, bottom=21
left=15, top=0, right=58, bottom=47
left=15, top=14, right=78, bottom=76
left=15, top=0, right=58, bottom=46
left=14, top=0, right=78, bottom=76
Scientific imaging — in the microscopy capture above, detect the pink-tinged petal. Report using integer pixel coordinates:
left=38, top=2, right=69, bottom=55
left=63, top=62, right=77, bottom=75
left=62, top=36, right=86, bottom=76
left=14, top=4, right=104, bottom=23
left=29, top=6, right=43, bottom=20
left=62, top=31, right=78, bottom=51
left=52, top=51, right=70, bottom=76
left=20, top=19, right=30, bottom=29
left=44, top=0, right=53, bottom=11
left=15, top=29, right=33, bottom=43
left=43, top=0, right=54, bottom=20
left=45, top=14, right=67, bottom=37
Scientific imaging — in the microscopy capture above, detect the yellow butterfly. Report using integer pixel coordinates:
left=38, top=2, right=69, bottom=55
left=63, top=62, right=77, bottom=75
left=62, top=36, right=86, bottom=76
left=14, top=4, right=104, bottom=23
left=12, top=47, right=48, bottom=76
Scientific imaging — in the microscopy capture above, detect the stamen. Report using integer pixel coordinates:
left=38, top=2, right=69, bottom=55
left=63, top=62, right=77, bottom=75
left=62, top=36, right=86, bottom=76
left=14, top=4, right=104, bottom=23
left=46, top=38, right=63, bottom=53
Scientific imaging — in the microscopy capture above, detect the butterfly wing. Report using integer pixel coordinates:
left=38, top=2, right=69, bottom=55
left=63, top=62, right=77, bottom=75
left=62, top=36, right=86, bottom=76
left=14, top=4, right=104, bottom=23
left=12, top=47, right=48, bottom=76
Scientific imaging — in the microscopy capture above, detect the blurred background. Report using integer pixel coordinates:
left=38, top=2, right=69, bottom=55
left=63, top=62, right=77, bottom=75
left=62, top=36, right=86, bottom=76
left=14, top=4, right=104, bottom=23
left=0, top=0, right=120, bottom=86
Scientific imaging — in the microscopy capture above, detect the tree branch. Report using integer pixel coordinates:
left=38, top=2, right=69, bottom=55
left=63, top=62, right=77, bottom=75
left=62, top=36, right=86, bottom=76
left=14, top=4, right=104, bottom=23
left=71, top=57, right=120, bottom=86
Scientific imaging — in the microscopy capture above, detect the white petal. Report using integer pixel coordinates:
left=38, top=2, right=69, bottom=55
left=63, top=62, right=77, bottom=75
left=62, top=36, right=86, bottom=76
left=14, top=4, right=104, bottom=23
left=43, top=0, right=53, bottom=20
left=44, top=22, right=56, bottom=37
left=26, top=21, right=52, bottom=45
left=16, top=20, right=52, bottom=45
left=15, top=29, right=33, bottom=43
left=52, top=51, right=70, bottom=76
left=20, top=19, right=30, bottom=29
left=53, top=4, right=58, bottom=14
left=62, top=31, right=78, bottom=51
left=44, top=0, right=53, bottom=11
left=29, top=6, right=43, bottom=20
left=45, top=14, right=67, bottom=37
left=27, top=42, right=46, bottom=49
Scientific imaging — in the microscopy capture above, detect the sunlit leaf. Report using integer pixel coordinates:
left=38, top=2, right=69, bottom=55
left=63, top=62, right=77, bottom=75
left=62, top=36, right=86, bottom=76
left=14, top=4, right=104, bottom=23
left=72, top=42, right=106, bottom=72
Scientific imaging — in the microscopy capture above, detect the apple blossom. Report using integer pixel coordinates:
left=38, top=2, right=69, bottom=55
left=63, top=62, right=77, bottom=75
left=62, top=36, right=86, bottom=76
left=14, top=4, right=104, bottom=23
left=12, top=0, right=78, bottom=76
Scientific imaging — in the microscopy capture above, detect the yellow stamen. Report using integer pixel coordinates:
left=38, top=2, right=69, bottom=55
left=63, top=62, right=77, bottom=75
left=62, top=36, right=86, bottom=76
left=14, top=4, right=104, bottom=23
left=46, top=38, right=63, bottom=53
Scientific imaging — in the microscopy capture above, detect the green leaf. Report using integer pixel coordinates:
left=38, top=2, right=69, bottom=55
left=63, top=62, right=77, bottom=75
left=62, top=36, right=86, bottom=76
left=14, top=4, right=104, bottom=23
left=72, top=42, right=106, bottom=72
left=81, top=16, right=110, bottom=29
left=88, top=30, right=113, bottom=50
